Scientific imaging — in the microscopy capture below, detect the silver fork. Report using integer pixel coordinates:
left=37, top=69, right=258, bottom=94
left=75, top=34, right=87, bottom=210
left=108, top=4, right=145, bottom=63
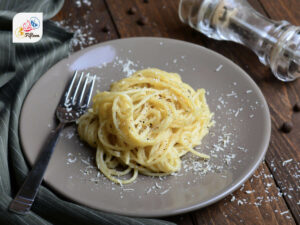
left=9, top=71, right=96, bottom=214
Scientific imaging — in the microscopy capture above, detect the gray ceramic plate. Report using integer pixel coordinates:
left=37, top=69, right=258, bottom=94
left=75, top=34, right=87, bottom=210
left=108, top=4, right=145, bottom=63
left=20, top=37, right=271, bottom=217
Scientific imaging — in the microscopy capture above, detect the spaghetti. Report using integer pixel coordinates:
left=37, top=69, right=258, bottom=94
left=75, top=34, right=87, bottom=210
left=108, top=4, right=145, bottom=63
left=77, top=68, right=213, bottom=184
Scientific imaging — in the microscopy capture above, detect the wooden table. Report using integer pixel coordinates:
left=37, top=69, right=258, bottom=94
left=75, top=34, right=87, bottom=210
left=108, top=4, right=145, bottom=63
left=53, top=0, right=300, bottom=224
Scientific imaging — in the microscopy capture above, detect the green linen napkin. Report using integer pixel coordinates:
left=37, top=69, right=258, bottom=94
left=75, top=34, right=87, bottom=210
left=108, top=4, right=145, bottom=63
left=0, top=1, right=175, bottom=224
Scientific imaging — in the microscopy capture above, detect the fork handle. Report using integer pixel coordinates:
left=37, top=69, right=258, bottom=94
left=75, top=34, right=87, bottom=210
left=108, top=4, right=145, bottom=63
left=9, top=122, right=65, bottom=214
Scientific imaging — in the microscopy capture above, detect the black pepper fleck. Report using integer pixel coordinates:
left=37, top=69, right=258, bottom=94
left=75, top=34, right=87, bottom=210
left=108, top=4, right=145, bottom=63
left=293, top=102, right=300, bottom=112
left=127, top=7, right=137, bottom=15
left=143, top=0, right=149, bottom=3
left=102, top=25, right=110, bottom=33
left=137, top=16, right=149, bottom=26
left=281, top=121, right=293, bottom=133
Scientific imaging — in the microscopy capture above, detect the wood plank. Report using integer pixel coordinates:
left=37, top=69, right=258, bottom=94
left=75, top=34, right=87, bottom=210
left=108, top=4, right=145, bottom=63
left=251, top=0, right=300, bottom=222
left=52, top=0, right=119, bottom=52
left=258, top=75, right=300, bottom=224
left=193, top=163, right=295, bottom=225
left=104, top=0, right=297, bottom=224
left=258, top=0, right=300, bottom=25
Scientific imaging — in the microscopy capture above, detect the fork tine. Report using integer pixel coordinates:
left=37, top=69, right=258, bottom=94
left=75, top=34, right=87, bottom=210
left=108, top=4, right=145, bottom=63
left=86, top=75, right=96, bottom=106
left=79, top=75, right=96, bottom=108
left=77, top=73, right=90, bottom=106
left=71, top=72, right=84, bottom=105
left=61, top=71, right=78, bottom=105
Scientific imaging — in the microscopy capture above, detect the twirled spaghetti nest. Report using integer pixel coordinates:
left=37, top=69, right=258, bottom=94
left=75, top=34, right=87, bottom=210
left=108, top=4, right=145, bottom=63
left=78, top=68, right=213, bottom=184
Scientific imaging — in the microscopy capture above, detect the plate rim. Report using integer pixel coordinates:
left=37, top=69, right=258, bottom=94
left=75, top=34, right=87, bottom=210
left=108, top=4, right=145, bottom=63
left=19, top=37, right=271, bottom=218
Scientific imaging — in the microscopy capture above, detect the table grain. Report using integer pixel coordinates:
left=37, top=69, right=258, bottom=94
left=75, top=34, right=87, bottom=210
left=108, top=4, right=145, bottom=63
left=53, top=0, right=300, bottom=224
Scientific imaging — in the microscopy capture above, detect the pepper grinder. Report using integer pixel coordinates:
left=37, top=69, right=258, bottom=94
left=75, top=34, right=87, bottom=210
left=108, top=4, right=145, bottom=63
left=179, top=0, right=300, bottom=82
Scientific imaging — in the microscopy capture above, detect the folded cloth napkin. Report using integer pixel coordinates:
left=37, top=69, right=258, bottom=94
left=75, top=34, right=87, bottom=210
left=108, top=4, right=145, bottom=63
left=0, top=1, right=175, bottom=224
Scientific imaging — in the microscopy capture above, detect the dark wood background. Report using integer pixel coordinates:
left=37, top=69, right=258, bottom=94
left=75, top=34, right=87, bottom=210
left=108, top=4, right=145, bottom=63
left=53, top=0, right=300, bottom=224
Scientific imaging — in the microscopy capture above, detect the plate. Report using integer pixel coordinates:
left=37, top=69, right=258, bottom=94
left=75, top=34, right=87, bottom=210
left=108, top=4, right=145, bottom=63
left=20, top=37, right=271, bottom=217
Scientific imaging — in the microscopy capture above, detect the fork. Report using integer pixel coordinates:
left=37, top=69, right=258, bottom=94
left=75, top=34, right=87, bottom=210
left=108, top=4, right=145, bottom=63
left=9, top=71, right=96, bottom=214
